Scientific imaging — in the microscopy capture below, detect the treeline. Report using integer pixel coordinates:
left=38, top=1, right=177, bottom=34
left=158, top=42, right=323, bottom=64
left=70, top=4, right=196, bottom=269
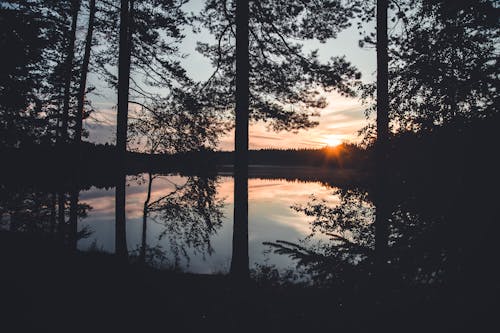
left=216, top=144, right=369, bottom=169
left=1, top=142, right=220, bottom=184
left=4, top=107, right=499, bottom=180
left=1, top=142, right=368, bottom=178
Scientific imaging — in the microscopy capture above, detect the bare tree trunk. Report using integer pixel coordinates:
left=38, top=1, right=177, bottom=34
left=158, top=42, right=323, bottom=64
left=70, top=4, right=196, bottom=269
left=140, top=172, right=153, bottom=264
left=230, top=0, right=250, bottom=281
left=115, top=0, right=133, bottom=259
left=61, top=0, right=81, bottom=143
left=116, top=0, right=132, bottom=153
left=115, top=175, right=128, bottom=257
left=74, top=0, right=97, bottom=144
left=375, top=0, right=390, bottom=279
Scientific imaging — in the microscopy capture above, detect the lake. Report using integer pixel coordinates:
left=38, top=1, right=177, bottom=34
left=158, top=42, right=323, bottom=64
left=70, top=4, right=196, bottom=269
left=76, top=173, right=344, bottom=274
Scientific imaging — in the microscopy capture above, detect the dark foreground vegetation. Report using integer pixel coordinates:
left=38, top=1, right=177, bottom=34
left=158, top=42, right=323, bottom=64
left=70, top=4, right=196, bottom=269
left=1, top=230, right=496, bottom=333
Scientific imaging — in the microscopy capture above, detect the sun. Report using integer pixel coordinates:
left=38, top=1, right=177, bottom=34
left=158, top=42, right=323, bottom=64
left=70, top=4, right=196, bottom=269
left=324, top=137, right=342, bottom=147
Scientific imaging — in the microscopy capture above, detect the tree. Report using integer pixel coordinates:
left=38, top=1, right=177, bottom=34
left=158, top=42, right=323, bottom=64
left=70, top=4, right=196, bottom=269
left=116, top=0, right=132, bottom=154
left=60, top=0, right=81, bottom=143
left=95, top=0, right=191, bottom=153
left=375, top=0, right=389, bottom=281
left=197, top=0, right=361, bottom=132
left=137, top=175, right=224, bottom=268
left=74, top=0, right=97, bottom=144
left=0, top=0, right=103, bottom=147
left=394, top=0, right=499, bottom=130
left=198, top=0, right=361, bottom=280
left=0, top=1, right=53, bottom=146
left=230, top=0, right=250, bottom=280
left=128, top=90, right=226, bottom=155
left=360, top=0, right=499, bottom=132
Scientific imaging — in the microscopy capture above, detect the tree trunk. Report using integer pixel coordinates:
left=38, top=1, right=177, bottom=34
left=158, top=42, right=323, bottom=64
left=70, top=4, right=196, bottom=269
left=116, top=0, right=132, bottom=153
left=61, top=0, right=81, bottom=143
left=115, top=0, right=133, bottom=259
left=115, top=175, right=128, bottom=257
left=140, top=173, right=153, bottom=264
left=375, top=0, right=390, bottom=277
left=74, top=0, right=97, bottom=144
left=230, top=0, right=250, bottom=281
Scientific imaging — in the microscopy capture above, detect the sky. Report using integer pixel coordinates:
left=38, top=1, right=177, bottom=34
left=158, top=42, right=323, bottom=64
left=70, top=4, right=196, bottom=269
left=84, top=1, right=376, bottom=151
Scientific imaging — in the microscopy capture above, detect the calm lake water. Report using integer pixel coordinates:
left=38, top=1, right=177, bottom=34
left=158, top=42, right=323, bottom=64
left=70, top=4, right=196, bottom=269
left=76, top=174, right=342, bottom=274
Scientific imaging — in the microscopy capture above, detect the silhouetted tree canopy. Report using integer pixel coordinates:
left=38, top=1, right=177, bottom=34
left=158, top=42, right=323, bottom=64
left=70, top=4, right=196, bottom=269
left=0, top=1, right=74, bottom=145
left=144, top=175, right=224, bottom=266
left=360, top=0, right=499, bottom=133
left=196, top=0, right=362, bottom=131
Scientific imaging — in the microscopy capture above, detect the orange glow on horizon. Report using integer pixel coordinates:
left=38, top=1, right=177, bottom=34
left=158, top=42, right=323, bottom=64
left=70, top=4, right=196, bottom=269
left=323, top=137, right=342, bottom=148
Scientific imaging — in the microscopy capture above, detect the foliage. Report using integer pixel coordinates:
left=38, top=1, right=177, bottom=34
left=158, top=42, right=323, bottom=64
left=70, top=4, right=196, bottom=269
left=0, top=1, right=65, bottom=145
left=360, top=0, right=499, bottom=134
left=145, top=175, right=225, bottom=265
left=196, top=0, right=362, bottom=131
left=128, top=89, right=229, bottom=154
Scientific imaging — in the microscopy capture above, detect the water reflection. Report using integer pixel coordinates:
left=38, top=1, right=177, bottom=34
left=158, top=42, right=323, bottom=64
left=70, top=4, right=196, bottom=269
left=1, top=172, right=357, bottom=276
left=265, top=172, right=498, bottom=290
left=115, top=174, right=128, bottom=258
left=84, top=175, right=338, bottom=273
left=231, top=168, right=249, bottom=279
left=0, top=184, right=92, bottom=244
left=137, top=174, right=224, bottom=268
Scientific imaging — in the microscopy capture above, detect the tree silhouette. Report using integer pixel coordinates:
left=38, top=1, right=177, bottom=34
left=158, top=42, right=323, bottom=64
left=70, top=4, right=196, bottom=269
left=198, top=0, right=362, bottom=281
left=360, top=0, right=499, bottom=132
left=137, top=175, right=224, bottom=268
left=60, top=0, right=81, bottom=143
left=116, top=0, right=132, bottom=154
left=393, top=0, right=498, bottom=129
left=230, top=0, right=250, bottom=281
left=197, top=0, right=361, bottom=132
left=74, top=0, right=97, bottom=145
left=375, top=0, right=390, bottom=285
left=0, top=1, right=58, bottom=146
left=0, top=184, right=92, bottom=244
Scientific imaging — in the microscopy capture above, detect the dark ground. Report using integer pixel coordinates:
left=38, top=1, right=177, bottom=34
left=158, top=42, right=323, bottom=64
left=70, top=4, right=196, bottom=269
left=1, top=232, right=496, bottom=333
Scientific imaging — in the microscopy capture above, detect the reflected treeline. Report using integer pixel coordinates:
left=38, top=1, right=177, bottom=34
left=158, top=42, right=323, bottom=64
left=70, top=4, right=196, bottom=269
left=265, top=188, right=374, bottom=286
left=267, top=176, right=498, bottom=292
left=130, top=174, right=225, bottom=269
left=0, top=184, right=92, bottom=248
left=1, top=172, right=228, bottom=270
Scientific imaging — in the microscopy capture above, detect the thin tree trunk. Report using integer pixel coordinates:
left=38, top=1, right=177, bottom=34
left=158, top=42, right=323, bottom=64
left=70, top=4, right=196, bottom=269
left=74, top=0, right=97, bottom=144
left=61, top=0, right=81, bottom=143
left=230, top=0, right=250, bottom=281
left=375, top=0, right=390, bottom=277
left=115, top=175, right=128, bottom=257
left=115, top=0, right=133, bottom=259
left=140, top=172, right=153, bottom=264
left=116, top=0, right=132, bottom=153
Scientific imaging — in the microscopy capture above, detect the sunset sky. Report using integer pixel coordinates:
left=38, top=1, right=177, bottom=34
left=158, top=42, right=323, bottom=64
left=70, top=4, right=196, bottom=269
left=84, top=1, right=376, bottom=151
